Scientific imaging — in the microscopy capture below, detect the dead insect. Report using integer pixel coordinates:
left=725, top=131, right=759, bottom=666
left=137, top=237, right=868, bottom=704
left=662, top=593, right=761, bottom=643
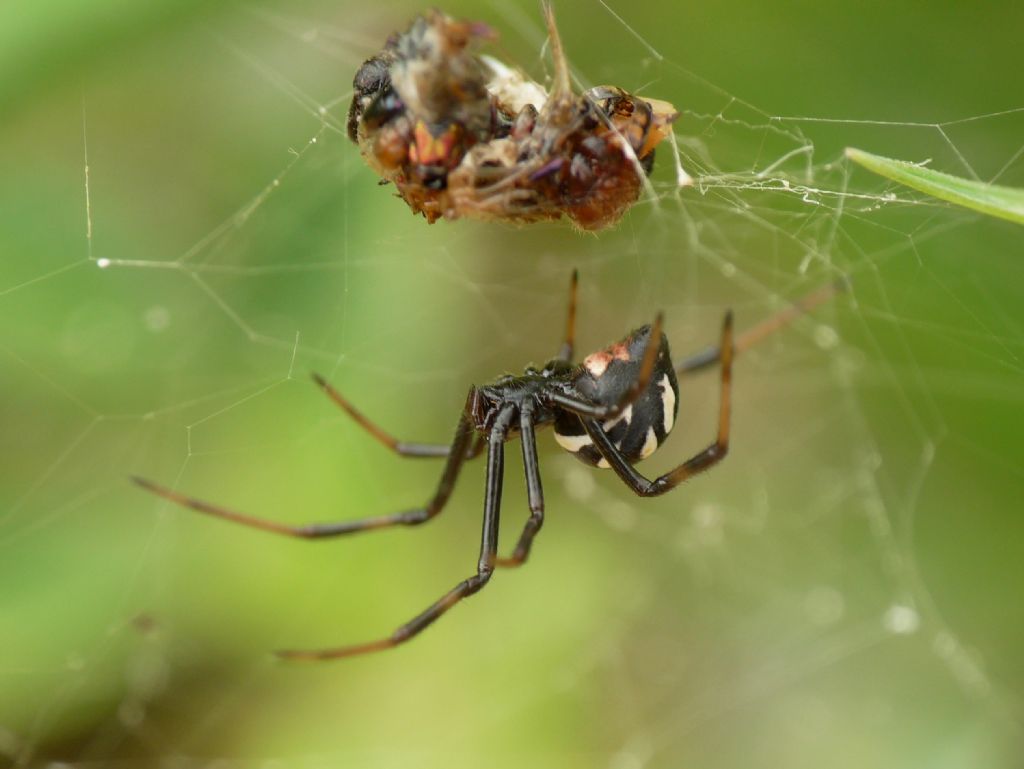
left=347, top=4, right=680, bottom=230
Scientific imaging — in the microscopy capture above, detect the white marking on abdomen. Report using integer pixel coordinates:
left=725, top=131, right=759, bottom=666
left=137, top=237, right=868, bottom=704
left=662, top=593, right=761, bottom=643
left=660, top=374, right=676, bottom=434
left=603, top=403, right=632, bottom=431
left=554, top=431, right=593, bottom=453
left=640, top=426, right=658, bottom=459
left=596, top=456, right=611, bottom=469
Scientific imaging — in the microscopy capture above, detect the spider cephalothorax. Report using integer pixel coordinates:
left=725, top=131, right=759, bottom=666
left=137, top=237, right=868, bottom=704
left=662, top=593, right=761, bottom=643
left=467, top=323, right=677, bottom=459
left=347, top=4, right=680, bottom=230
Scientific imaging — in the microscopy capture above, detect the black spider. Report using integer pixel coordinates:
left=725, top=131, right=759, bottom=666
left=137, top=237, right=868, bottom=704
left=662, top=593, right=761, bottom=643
left=133, top=271, right=738, bottom=659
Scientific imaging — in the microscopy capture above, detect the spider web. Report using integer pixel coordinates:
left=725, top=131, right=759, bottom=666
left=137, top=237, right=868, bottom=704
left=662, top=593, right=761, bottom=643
left=2, top=1, right=1022, bottom=767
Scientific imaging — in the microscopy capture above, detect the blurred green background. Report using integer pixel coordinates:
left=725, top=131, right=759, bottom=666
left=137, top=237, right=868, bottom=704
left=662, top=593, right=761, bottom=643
left=1, top=1, right=1022, bottom=767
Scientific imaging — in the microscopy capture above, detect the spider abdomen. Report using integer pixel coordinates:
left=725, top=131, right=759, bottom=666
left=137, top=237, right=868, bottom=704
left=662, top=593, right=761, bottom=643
left=553, top=325, right=679, bottom=468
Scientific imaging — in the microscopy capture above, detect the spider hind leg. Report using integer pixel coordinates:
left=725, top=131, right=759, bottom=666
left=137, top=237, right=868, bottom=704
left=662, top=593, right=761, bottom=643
left=132, top=389, right=480, bottom=540
left=584, top=311, right=734, bottom=496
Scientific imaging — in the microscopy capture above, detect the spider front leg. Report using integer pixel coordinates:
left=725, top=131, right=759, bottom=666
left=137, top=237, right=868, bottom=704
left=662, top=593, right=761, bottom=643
left=132, top=388, right=479, bottom=539
left=278, top=405, right=517, bottom=660
left=496, top=401, right=545, bottom=567
left=586, top=311, right=734, bottom=496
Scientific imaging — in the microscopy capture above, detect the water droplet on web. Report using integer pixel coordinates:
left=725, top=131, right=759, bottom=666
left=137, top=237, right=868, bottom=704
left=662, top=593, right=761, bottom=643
left=883, top=604, right=920, bottom=635
left=96, top=258, right=111, bottom=269
left=814, top=324, right=839, bottom=350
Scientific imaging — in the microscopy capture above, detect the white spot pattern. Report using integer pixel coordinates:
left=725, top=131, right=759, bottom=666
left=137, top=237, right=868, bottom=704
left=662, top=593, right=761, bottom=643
left=554, top=431, right=593, bottom=453
left=603, top=404, right=632, bottom=431
left=660, top=374, right=676, bottom=434
left=640, top=426, right=658, bottom=459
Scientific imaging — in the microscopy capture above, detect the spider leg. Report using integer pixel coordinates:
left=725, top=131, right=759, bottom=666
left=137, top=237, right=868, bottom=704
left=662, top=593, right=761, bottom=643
left=555, top=269, right=579, bottom=362
left=584, top=311, right=733, bottom=497
left=547, top=312, right=664, bottom=420
left=277, top=404, right=517, bottom=660
left=496, top=401, right=544, bottom=567
left=313, top=373, right=483, bottom=459
left=132, top=389, right=479, bottom=539
left=676, top=277, right=845, bottom=375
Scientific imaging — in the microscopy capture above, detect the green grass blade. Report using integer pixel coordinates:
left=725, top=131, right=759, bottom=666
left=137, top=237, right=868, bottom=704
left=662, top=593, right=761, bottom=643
left=846, top=147, right=1024, bottom=226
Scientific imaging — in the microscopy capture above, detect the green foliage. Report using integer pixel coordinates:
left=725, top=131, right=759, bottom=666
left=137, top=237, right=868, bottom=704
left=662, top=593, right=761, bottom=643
left=847, top=147, right=1024, bottom=225
left=2, top=2, right=1023, bottom=768
left=0, top=0, right=228, bottom=113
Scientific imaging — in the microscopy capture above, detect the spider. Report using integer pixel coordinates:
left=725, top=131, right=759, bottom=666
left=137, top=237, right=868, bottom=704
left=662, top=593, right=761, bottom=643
left=347, top=4, right=679, bottom=230
left=134, top=274, right=842, bottom=660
